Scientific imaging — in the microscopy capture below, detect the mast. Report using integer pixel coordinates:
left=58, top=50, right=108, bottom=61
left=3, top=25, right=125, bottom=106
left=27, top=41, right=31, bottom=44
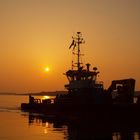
left=69, top=32, right=85, bottom=70
left=77, top=32, right=81, bottom=70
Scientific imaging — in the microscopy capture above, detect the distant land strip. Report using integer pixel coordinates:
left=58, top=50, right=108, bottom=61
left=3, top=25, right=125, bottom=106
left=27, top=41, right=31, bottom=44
left=0, top=91, right=67, bottom=96
left=0, top=91, right=140, bottom=96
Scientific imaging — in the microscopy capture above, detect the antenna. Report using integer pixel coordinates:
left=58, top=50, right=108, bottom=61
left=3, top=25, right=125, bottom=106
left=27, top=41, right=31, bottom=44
left=69, top=32, right=85, bottom=70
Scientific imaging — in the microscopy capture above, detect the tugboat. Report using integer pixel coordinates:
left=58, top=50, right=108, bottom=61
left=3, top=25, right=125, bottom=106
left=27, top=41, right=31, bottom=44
left=21, top=32, right=136, bottom=117
left=55, top=32, right=106, bottom=106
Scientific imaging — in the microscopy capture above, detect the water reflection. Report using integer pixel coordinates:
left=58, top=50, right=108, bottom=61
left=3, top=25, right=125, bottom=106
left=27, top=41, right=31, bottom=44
left=22, top=113, right=140, bottom=140
left=28, top=113, right=68, bottom=139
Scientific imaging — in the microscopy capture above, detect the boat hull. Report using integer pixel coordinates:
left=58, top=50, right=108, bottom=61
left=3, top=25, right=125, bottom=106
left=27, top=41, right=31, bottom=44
left=21, top=103, right=140, bottom=121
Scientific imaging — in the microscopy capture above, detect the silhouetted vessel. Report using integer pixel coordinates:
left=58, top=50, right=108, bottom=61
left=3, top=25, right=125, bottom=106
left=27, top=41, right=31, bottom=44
left=21, top=32, right=138, bottom=119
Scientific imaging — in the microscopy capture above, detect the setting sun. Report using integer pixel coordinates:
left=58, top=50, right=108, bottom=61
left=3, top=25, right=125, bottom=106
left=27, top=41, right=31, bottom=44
left=45, top=67, right=50, bottom=72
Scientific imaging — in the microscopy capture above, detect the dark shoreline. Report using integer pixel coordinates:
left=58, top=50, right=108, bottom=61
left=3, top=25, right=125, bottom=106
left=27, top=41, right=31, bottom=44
left=0, top=91, right=67, bottom=96
left=0, top=91, right=140, bottom=96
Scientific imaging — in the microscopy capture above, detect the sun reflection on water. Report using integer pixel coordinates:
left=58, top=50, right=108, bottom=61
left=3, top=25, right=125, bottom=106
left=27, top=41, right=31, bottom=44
left=44, top=122, right=49, bottom=134
left=43, top=96, right=50, bottom=99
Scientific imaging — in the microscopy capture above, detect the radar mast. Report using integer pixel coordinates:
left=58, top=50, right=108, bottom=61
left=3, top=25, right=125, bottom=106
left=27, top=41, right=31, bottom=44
left=69, top=32, right=85, bottom=70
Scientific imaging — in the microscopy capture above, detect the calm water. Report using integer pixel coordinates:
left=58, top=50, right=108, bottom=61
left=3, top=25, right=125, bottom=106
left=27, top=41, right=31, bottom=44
left=0, top=95, right=140, bottom=140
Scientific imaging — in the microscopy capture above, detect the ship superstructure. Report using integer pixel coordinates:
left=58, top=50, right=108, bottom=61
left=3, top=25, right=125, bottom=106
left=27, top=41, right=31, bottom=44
left=65, top=32, right=103, bottom=94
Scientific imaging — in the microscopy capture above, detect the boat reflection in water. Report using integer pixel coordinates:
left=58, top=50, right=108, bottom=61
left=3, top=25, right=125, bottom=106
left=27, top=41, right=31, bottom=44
left=26, top=113, right=140, bottom=140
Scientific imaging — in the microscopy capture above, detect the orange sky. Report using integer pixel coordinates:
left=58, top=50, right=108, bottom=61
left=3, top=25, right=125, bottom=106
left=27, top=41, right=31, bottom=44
left=0, top=0, right=140, bottom=93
